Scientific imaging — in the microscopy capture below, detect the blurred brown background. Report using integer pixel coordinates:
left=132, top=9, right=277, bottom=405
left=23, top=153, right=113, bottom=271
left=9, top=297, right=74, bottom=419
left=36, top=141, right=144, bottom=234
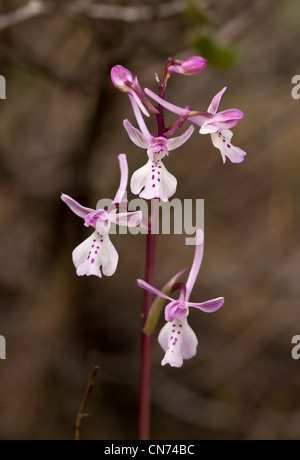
left=0, top=0, right=300, bottom=440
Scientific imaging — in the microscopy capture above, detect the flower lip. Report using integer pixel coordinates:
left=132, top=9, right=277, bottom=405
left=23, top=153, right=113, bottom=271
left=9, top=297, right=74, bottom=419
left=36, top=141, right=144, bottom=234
left=165, top=300, right=189, bottom=322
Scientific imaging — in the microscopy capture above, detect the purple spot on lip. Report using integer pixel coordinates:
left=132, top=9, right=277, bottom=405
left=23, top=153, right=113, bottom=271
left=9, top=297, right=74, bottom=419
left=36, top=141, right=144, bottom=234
left=172, top=330, right=175, bottom=333
left=158, top=179, right=160, bottom=182
left=92, top=245, right=94, bottom=248
left=179, top=325, right=182, bottom=328
left=91, top=259, right=95, bottom=264
left=170, top=336, right=173, bottom=340
left=152, top=175, right=155, bottom=180
left=95, top=251, right=98, bottom=254
left=93, top=239, right=96, bottom=242
left=227, top=144, right=231, bottom=148
left=152, top=184, right=155, bottom=188
left=178, top=331, right=181, bottom=335
left=223, top=139, right=226, bottom=143
left=97, top=246, right=100, bottom=249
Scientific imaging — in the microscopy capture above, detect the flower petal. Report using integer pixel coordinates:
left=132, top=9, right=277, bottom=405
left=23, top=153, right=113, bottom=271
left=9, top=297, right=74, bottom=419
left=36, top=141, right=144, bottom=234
left=96, top=217, right=110, bottom=235
left=145, top=88, right=212, bottom=127
left=110, top=210, right=142, bottom=227
left=130, top=158, right=177, bottom=202
left=61, top=194, right=94, bottom=219
left=128, top=88, right=150, bottom=117
left=142, top=267, right=191, bottom=337
left=214, top=108, right=244, bottom=122
left=200, top=109, right=243, bottom=134
left=167, top=125, right=195, bottom=151
left=208, top=87, right=227, bottom=114
left=158, top=319, right=198, bottom=368
left=211, top=131, right=246, bottom=164
left=188, top=114, right=212, bottom=128
left=187, top=297, right=225, bottom=312
left=199, top=121, right=220, bottom=134
left=72, top=231, right=118, bottom=278
left=185, top=229, right=204, bottom=301
left=137, top=279, right=174, bottom=302
left=132, top=76, right=159, bottom=114
left=123, top=119, right=151, bottom=149
left=145, top=88, right=185, bottom=116
left=129, top=94, right=152, bottom=135
left=113, top=153, right=129, bottom=204
left=100, top=234, right=119, bottom=277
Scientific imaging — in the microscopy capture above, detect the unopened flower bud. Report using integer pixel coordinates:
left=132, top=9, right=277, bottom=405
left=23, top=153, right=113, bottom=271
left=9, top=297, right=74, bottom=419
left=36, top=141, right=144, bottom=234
left=111, top=65, right=134, bottom=92
left=168, top=56, right=207, bottom=76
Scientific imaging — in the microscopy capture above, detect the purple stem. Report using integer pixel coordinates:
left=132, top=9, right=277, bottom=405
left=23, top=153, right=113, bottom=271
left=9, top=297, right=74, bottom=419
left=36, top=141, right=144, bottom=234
left=139, top=200, right=158, bottom=440
left=156, top=58, right=173, bottom=136
left=139, top=59, right=171, bottom=439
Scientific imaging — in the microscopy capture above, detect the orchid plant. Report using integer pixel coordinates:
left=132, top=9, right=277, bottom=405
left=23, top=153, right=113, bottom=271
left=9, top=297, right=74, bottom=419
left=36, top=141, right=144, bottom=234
left=62, top=56, right=246, bottom=439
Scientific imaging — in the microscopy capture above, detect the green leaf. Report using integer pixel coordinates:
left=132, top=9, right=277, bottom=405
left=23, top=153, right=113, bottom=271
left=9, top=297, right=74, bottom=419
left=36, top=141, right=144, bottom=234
left=194, top=33, right=240, bottom=68
left=143, top=268, right=190, bottom=336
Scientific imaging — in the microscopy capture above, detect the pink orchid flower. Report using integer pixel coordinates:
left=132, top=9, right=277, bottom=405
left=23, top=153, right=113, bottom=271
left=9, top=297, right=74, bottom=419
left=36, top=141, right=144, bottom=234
left=125, top=97, right=194, bottom=202
left=145, top=87, right=246, bottom=164
left=137, top=229, right=224, bottom=367
left=61, top=154, right=142, bottom=279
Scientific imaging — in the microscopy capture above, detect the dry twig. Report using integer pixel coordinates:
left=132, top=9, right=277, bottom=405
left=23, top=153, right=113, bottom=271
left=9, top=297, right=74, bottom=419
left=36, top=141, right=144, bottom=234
left=75, top=366, right=100, bottom=441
